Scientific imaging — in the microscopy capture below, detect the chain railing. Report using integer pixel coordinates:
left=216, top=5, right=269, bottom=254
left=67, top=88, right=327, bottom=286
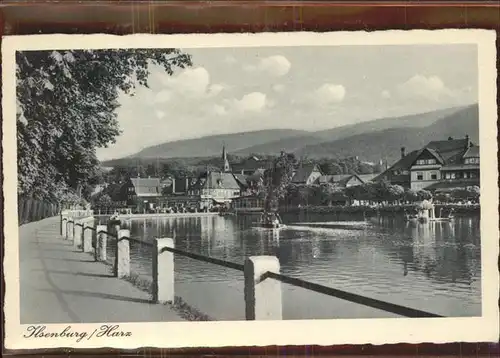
left=61, top=213, right=444, bottom=320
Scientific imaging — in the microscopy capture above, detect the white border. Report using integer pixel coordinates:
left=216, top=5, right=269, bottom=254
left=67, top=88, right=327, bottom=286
left=3, top=30, right=499, bottom=350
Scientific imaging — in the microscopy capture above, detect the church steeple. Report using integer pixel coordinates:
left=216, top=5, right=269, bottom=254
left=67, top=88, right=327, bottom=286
left=222, top=144, right=231, bottom=173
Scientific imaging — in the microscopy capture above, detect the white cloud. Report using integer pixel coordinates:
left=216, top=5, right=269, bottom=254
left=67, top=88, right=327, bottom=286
left=208, top=84, right=225, bottom=97
left=155, top=110, right=165, bottom=119
left=259, top=55, right=291, bottom=77
left=232, top=92, right=268, bottom=113
left=171, top=67, right=210, bottom=97
left=243, top=64, right=256, bottom=72
left=154, top=90, right=172, bottom=103
left=273, top=84, right=285, bottom=93
left=313, top=84, right=346, bottom=105
left=211, top=104, right=227, bottom=116
left=397, top=74, right=453, bottom=100
left=244, top=55, right=291, bottom=77
left=152, top=66, right=226, bottom=103
left=381, top=90, right=391, bottom=99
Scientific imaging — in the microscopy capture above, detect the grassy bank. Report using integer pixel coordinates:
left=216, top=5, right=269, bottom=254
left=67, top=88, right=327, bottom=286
left=123, top=272, right=214, bottom=321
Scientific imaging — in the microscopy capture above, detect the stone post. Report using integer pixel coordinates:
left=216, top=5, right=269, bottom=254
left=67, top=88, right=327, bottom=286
left=60, top=213, right=64, bottom=236
left=61, top=215, right=67, bottom=239
left=83, top=219, right=95, bottom=253
left=74, top=220, right=83, bottom=250
left=115, top=229, right=130, bottom=278
left=152, top=238, right=175, bottom=303
left=96, top=224, right=107, bottom=262
left=68, top=220, right=74, bottom=241
left=244, top=256, right=282, bottom=320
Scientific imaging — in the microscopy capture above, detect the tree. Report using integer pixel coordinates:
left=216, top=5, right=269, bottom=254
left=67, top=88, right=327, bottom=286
left=261, top=152, right=297, bottom=211
left=404, top=188, right=419, bottom=203
left=466, top=186, right=480, bottom=201
left=386, top=184, right=405, bottom=203
left=92, top=193, right=114, bottom=212
left=416, top=189, right=433, bottom=201
left=435, top=192, right=452, bottom=203
left=450, top=186, right=480, bottom=202
left=17, top=49, right=192, bottom=201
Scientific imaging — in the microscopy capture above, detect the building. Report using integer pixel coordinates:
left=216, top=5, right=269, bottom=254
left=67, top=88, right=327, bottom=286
left=222, top=144, right=231, bottom=173
left=357, top=173, right=378, bottom=184
left=188, top=171, right=241, bottom=209
left=161, top=177, right=196, bottom=195
left=375, top=135, right=479, bottom=192
left=231, top=194, right=266, bottom=213
left=373, top=147, right=419, bottom=188
left=317, top=174, right=365, bottom=188
left=231, top=156, right=272, bottom=175
left=120, top=177, right=162, bottom=211
left=291, top=164, right=323, bottom=185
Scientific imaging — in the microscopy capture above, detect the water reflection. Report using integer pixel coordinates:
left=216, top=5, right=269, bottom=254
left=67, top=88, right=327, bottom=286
left=120, top=212, right=481, bottom=319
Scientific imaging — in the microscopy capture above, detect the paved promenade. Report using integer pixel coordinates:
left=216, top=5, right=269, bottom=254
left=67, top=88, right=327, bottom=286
left=19, top=216, right=184, bottom=324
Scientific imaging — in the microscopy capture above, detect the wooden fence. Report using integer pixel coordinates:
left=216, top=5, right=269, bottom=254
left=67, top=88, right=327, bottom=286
left=18, top=198, right=61, bottom=225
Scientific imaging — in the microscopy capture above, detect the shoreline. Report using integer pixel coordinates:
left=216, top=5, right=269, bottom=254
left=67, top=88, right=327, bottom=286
left=114, top=212, right=220, bottom=220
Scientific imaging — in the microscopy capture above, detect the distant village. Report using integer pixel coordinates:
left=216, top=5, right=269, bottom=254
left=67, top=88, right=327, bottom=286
left=92, top=135, right=480, bottom=214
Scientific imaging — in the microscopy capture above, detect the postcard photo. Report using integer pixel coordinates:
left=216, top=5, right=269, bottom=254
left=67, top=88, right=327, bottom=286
left=3, top=30, right=499, bottom=349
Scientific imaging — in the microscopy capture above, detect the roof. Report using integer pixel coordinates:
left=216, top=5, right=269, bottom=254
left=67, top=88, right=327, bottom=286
left=247, top=168, right=266, bottom=182
left=233, top=174, right=248, bottom=187
left=190, top=171, right=240, bottom=191
left=292, top=164, right=321, bottom=183
left=424, top=147, right=445, bottom=164
left=463, top=145, right=480, bottom=158
left=358, top=173, right=378, bottom=182
left=373, top=150, right=419, bottom=181
left=130, top=178, right=161, bottom=196
left=425, top=138, right=469, bottom=154
left=424, top=138, right=471, bottom=164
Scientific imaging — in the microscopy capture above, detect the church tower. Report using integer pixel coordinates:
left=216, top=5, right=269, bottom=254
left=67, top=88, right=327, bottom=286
left=222, top=144, right=231, bottom=173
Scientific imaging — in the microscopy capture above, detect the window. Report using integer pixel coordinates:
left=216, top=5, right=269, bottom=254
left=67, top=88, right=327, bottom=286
left=402, top=170, right=409, bottom=175
left=470, top=172, right=478, bottom=178
left=465, top=157, right=480, bottom=164
left=431, top=172, right=437, bottom=180
left=463, top=172, right=469, bottom=179
left=416, top=172, right=423, bottom=180
left=416, top=159, right=437, bottom=165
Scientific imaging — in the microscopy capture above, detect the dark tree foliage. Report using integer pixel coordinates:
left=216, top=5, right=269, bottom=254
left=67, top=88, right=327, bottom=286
left=16, top=49, right=192, bottom=202
left=261, top=152, right=297, bottom=211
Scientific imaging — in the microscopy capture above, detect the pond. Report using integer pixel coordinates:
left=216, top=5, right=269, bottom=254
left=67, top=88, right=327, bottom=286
left=105, top=212, right=481, bottom=320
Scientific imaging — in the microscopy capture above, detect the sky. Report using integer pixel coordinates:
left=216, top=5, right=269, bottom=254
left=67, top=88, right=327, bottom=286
left=96, top=44, right=478, bottom=160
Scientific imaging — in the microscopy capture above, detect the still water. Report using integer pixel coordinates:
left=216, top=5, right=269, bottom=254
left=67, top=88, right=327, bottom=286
left=109, top=213, right=481, bottom=320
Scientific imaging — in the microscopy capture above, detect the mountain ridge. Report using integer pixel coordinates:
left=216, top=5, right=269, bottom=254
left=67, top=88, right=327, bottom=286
left=114, top=104, right=478, bottom=164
